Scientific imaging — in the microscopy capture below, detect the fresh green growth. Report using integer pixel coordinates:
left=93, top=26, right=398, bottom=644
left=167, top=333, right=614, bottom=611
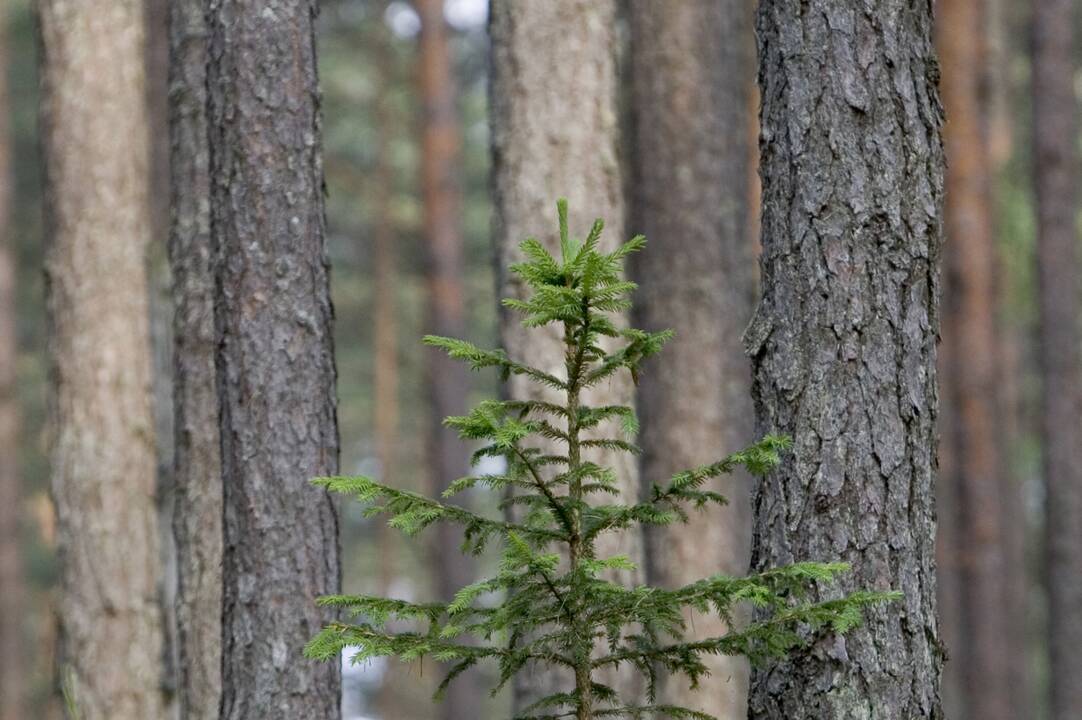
left=306, top=200, right=895, bottom=719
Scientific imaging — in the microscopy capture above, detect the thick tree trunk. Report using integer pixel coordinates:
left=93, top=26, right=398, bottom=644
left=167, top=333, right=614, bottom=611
left=936, top=1, right=1014, bottom=717
left=0, top=11, right=23, bottom=720
left=37, top=2, right=164, bottom=717
left=747, top=2, right=945, bottom=718
left=489, top=0, right=638, bottom=710
left=1033, top=0, right=1082, bottom=716
left=416, top=1, right=478, bottom=717
left=628, top=2, right=754, bottom=717
left=205, top=2, right=342, bottom=717
left=168, top=0, right=222, bottom=717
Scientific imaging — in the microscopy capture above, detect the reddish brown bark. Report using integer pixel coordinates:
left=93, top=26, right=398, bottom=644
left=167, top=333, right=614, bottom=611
left=936, top=0, right=1012, bottom=717
left=416, top=2, right=478, bottom=716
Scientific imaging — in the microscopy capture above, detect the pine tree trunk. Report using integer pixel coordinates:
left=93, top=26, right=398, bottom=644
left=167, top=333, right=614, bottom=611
left=416, top=1, right=478, bottom=717
left=205, top=2, right=342, bottom=717
left=144, top=0, right=179, bottom=713
left=372, top=24, right=399, bottom=599
left=37, top=2, right=164, bottom=717
left=936, top=1, right=1014, bottom=717
left=489, top=0, right=638, bottom=710
left=0, top=11, right=23, bottom=719
left=747, top=2, right=945, bottom=718
left=628, top=2, right=755, bottom=717
left=169, top=0, right=223, bottom=717
left=1033, top=0, right=1082, bottom=715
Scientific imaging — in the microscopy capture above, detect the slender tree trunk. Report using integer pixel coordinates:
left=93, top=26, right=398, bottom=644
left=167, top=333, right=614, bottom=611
left=169, top=0, right=222, bottom=717
left=0, top=10, right=23, bottom=719
left=372, top=44, right=399, bottom=601
left=489, top=0, right=638, bottom=710
left=144, top=0, right=179, bottom=714
left=628, top=2, right=754, bottom=717
left=987, top=4, right=1029, bottom=715
left=416, top=1, right=478, bottom=716
left=747, top=2, right=945, bottom=718
left=205, top=2, right=341, bottom=717
left=936, top=2, right=1013, bottom=717
left=1033, top=0, right=1082, bottom=716
left=37, top=2, right=164, bottom=717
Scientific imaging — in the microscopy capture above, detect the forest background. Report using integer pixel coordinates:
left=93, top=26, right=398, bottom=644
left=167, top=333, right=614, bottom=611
left=0, top=0, right=1077, bottom=719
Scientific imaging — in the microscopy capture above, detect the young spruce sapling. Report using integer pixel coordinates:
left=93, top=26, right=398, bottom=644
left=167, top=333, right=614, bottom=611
left=306, top=200, right=895, bottom=720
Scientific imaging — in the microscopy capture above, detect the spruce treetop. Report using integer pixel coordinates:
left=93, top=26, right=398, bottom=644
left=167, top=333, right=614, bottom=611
left=306, top=200, right=894, bottom=720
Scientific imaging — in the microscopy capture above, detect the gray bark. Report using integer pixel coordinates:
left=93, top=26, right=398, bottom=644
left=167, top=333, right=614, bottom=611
left=747, top=1, right=945, bottom=718
left=628, top=1, right=755, bottom=717
left=168, top=0, right=222, bottom=717
left=489, top=0, right=639, bottom=710
left=1033, top=0, right=1082, bottom=716
left=205, top=1, right=341, bottom=717
left=37, top=1, right=165, bottom=717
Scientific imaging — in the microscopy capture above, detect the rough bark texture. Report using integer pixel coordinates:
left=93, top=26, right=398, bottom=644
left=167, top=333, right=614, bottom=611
left=37, top=2, right=165, bottom=717
left=747, top=2, right=945, bottom=718
left=489, top=0, right=639, bottom=710
left=628, top=2, right=755, bottom=717
left=936, top=1, right=1015, bottom=716
left=0, top=10, right=23, bottom=720
left=416, top=1, right=478, bottom=717
left=205, top=1, right=341, bottom=717
left=169, top=0, right=223, bottom=717
left=1033, top=0, right=1082, bottom=716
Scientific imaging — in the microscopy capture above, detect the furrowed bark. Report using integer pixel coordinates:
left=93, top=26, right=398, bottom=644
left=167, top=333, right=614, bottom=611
left=205, top=1, right=341, bottom=716
left=37, top=1, right=164, bottom=716
left=489, top=0, right=639, bottom=709
left=748, top=1, right=945, bottom=717
left=169, top=0, right=222, bottom=717
left=1033, top=0, right=1082, bottom=716
left=628, top=1, right=755, bottom=717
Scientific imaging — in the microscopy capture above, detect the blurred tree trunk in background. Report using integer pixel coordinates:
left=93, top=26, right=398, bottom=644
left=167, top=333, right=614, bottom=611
left=416, top=1, right=478, bottom=717
left=747, top=1, right=944, bottom=717
left=936, top=1, right=1014, bottom=717
left=1033, top=0, right=1082, bottom=716
left=372, top=18, right=399, bottom=602
left=628, top=1, right=754, bottom=717
left=205, top=1, right=341, bottom=717
left=168, top=0, right=222, bottom=717
left=0, top=9, right=24, bottom=720
left=143, top=0, right=178, bottom=714
left=986, top=1, right=1030, bottom=716
left=489, top=0, right=639, bottom=711
left=37, top=1, right=164, bottom=717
